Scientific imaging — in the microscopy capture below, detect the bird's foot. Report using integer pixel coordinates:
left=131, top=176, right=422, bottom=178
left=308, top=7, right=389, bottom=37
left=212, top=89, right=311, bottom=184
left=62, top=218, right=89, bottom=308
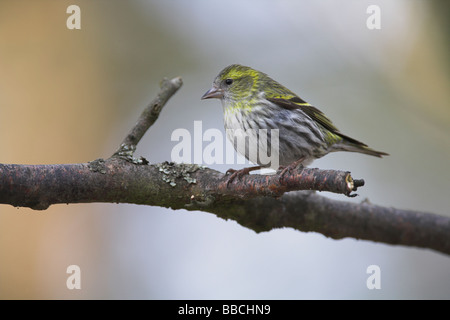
left=278, top=158, right=305, bottom=182
left=224, top=166, right=261, bottom=187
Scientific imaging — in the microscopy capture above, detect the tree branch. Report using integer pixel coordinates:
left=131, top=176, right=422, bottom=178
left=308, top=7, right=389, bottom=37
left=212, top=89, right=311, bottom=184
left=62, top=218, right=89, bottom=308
left=1, top=76, right=449, bottom=256
left=0, top=159, right=448, bottom=255
left=0, top=160, right=358, bottom=209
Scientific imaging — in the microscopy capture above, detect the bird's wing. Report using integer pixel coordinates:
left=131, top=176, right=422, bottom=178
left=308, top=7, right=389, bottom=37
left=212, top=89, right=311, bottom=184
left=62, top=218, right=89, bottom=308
left=267, top=96, right=368, bottom=147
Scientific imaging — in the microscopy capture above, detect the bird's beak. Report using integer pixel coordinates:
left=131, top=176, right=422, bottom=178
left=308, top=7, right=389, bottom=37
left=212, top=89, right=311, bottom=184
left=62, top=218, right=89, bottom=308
left=201, top=86, right=224, bottom=100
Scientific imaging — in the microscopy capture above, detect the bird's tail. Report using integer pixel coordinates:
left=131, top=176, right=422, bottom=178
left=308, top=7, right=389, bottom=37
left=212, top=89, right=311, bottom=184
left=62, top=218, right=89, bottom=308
left=338, top=143, right=389, bottom=157
left=333, top=133, right=389, bottom=158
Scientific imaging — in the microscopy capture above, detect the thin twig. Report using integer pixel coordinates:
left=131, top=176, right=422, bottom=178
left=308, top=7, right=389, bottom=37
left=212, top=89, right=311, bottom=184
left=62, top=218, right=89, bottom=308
left=113, top=76, right=183, bottom=158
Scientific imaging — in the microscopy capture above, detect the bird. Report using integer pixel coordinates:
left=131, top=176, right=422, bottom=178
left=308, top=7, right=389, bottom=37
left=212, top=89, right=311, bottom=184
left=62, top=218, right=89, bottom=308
left=201, top=64, right=388, bottom=182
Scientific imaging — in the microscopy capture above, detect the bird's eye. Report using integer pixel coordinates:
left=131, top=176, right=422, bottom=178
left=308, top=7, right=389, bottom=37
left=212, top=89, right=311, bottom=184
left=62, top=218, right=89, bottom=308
left=225, top=78, right=233, bottom=85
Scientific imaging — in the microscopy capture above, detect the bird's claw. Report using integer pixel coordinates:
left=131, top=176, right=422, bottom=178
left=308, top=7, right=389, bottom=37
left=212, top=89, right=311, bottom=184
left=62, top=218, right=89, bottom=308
left=278, top=159, right=305, bottom=182
left=224, top=168, right=251, bottom=186
left=224, top=166, right=263, bottom=187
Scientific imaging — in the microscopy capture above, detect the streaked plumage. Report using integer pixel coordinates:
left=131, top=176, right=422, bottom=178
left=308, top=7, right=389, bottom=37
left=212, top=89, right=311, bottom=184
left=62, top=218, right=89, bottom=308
left=202, top=64, right=388, bottom=171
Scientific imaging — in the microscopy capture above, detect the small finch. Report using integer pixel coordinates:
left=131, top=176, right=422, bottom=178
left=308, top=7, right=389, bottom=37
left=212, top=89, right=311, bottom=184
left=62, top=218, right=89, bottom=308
left=201, top=64, right=388, bottom=180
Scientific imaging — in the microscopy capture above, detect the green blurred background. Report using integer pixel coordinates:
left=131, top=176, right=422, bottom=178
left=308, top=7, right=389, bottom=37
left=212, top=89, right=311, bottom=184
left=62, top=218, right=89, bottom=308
left=0, top=0, right=449, bottom=299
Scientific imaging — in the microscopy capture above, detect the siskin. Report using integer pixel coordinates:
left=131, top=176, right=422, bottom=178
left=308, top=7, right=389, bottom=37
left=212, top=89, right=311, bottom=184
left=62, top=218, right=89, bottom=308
left=201, top=64, right=388, bottom=179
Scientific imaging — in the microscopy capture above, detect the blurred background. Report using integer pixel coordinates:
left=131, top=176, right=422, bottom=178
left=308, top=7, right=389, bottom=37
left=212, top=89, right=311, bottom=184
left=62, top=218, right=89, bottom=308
left=0, top=0, right=449, bottom=299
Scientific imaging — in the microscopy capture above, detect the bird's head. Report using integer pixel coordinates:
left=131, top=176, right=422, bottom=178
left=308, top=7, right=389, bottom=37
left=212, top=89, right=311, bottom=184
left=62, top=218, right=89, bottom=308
left=201, top=64, right=265, bottom=103
left=202, top=64, right=296, bottom=105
